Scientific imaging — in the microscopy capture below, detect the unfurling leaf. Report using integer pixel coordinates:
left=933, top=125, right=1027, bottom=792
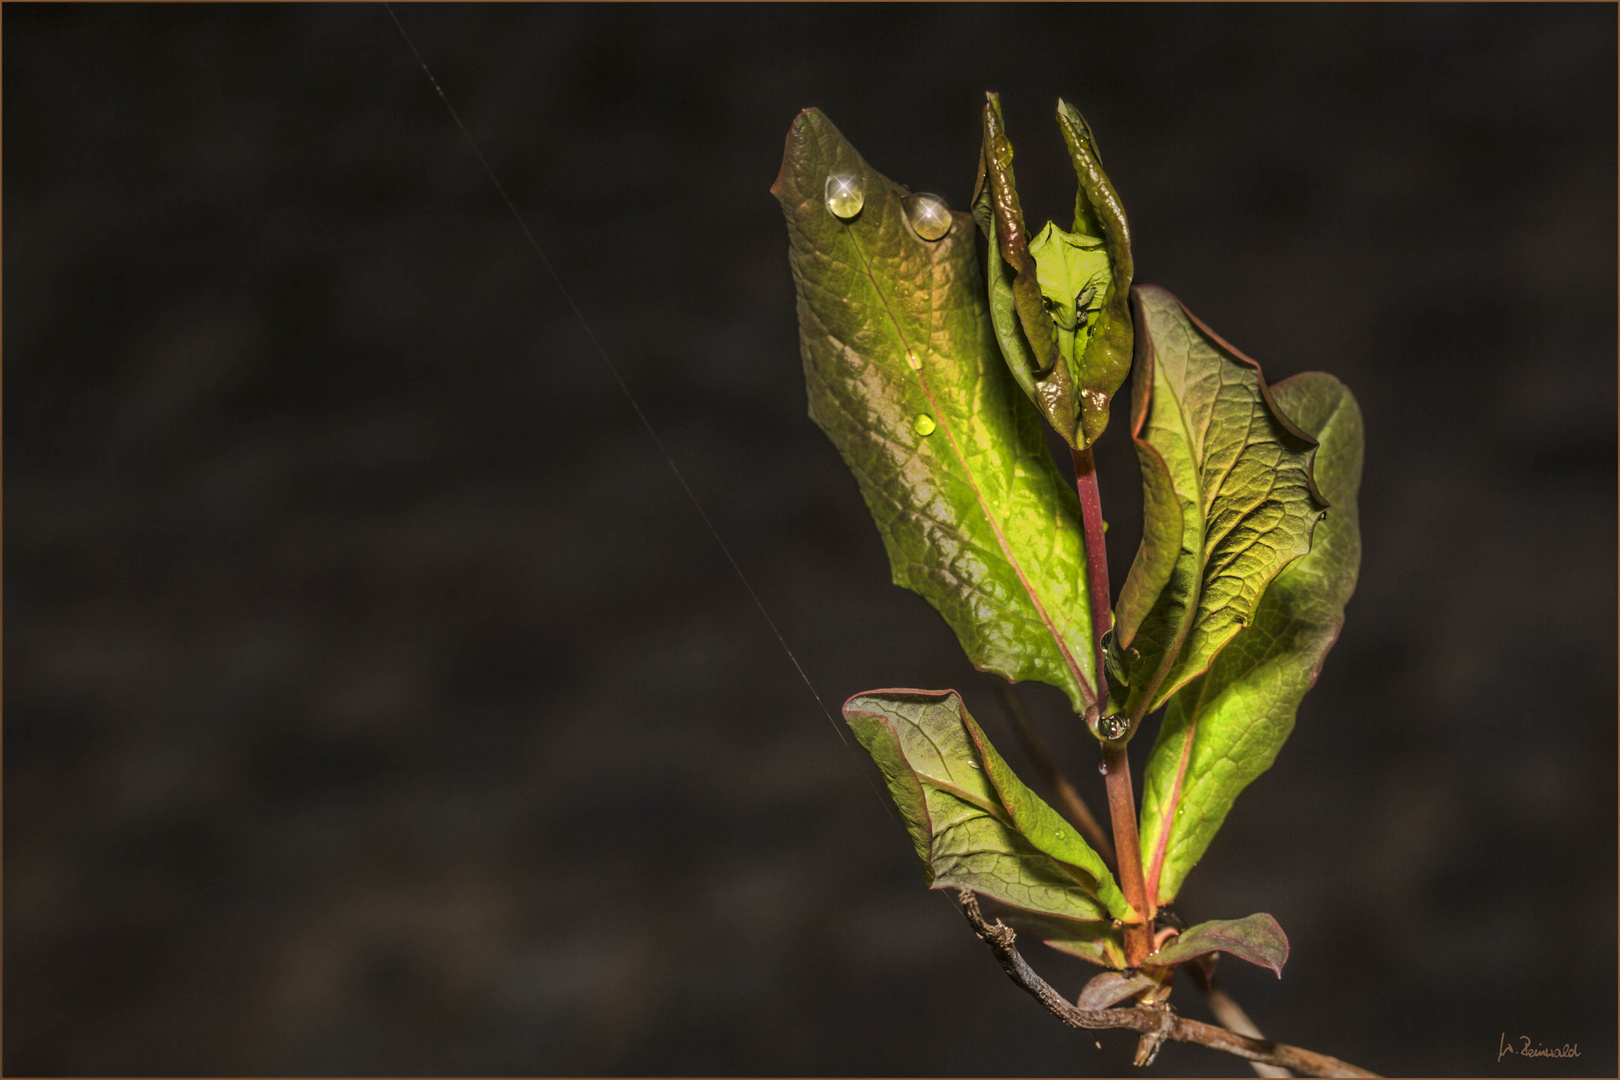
left=971, top=94, right=1133, bottom=451
left=1140, top=372, right=1363, bottom=904
left=842, top=690, right=1132, bottom=927
left=1104, top=286, right=1327, bottom=731
left=775, top=107, right=1098, bottom=712
left=1142, top=913, right=1290, bottom=977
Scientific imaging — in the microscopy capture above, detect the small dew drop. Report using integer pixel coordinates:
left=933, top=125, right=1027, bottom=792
left=1094, top=1040, right=1103, bottom=1051
left=966, top=759, right=980, bottom=770
left=905, top=347, right=922, bottom=370
left=825, top=172, right=865, bottom=220
left=913, top=413, right=937, bottom=436
left=903, top=192, right=952, bottom=240
left=1098, top=760, right=1109, bottom=775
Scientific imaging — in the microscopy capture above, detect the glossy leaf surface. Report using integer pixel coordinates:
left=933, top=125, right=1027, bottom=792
left=1105, top=286, right=1327, bottom=727
left=1140, top=372, right=1363, bottom=904
left=842, top=690, right=1127, bottom=923
left=775, top=108, right=1096, bottom=711
left=1142, top=913, right=1290, bottom=977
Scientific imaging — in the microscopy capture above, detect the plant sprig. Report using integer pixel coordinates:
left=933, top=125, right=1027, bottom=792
left=774, top=97, right=1367, bottom=1076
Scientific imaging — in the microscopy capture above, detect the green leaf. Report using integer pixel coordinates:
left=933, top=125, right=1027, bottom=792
left=996, top=908, right=1126, bottom=969
left=1028, top=222, right=1111, bottom=372
left=1056, top=98, right=1135, bottom=448
left=971, top=94, right=1134, bottom=450
left=1142, top=914, right=1290, bottom=977
left=843, top=689, right=1122, bottom=924
left=1104, top=286, right=1327, bottom=729
left=961, top=709, right=1133, bottom=920
left=774, top=107, right=1097, bottom=712
left=1139, top=372, right=1363, bottom=904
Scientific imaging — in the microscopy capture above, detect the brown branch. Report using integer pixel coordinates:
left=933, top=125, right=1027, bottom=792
left=1186, top=959, right=1293, bottom=1078
left=955, top=892, right=1378, bottom=1078
left=995, top=682, right=1116, bottom=869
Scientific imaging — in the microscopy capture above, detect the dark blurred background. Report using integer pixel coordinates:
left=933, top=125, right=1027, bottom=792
left=5, top=4, right=1615, bottom=1076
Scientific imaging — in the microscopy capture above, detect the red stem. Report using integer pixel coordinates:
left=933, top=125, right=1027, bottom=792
left=1072, top=444, right=1152, bottom=964
left=1070, top=446, right=1112, bottom=684
left=1103, top=743, right=1154, bottom=966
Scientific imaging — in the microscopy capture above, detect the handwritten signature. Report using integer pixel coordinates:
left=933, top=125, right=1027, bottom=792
left=1499, top=1033, right=1581, bottom=1062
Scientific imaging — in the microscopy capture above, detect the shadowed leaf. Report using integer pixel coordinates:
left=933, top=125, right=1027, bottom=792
left=1104, top=286, right=1327, bottom=730
left=1077, top=969, right=1159, bottom=1009
left=995, top=908, right=1127, bottom=969
left=775, top=107, right=1097, bottom=712
left=1142, top=913, right=1290, bottom=977
left=843, top=690, right=1127, bottom=924
left=1140, top=372, right=1363, bottom=904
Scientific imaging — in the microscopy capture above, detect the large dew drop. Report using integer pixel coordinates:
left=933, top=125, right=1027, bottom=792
left=903, top=193, right=951, bottom=240
left=824, top=173, right=865, bottom=220
left=913, top=413, right=937, bottom=436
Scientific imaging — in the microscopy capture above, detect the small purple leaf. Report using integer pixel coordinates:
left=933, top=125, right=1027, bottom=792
left=1142, top=913, right=1290, bottom=977
left=1077, top=969, right=1158, bottom=1010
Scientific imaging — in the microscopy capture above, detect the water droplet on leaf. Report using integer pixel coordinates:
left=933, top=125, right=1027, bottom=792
left=903, top=193, right=951, bottom=240
left=965, top=759, right=980, bottom=769
left=824, top=172, right=865, bottom=220
left=905, top=347, right=922, bottom=370
left=913, top=413, right=937, bottom=436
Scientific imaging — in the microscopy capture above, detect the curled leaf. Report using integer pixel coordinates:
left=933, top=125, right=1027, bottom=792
left=971, top=94, right=1134, bottom=450
left=842, top=689, right=1130, bottom=923
left=962, top=709, right=1133, bottom=920
left=1104, top=286, right=1327, bottom=730
left=1140, top=372, right=1363, bottom=904
left=1077, top=969, right=1159, bottom=1009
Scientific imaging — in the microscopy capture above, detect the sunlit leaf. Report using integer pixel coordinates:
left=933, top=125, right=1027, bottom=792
left=1139, top=372, right=1363, bottom=903
left=962, top=708, right=1133, bottom=919
left=775, top=107, right=1097, bottom=712
left=842, top=690, right=1127, bottom=924
left=1104, top=286, right=1327, bottom=731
